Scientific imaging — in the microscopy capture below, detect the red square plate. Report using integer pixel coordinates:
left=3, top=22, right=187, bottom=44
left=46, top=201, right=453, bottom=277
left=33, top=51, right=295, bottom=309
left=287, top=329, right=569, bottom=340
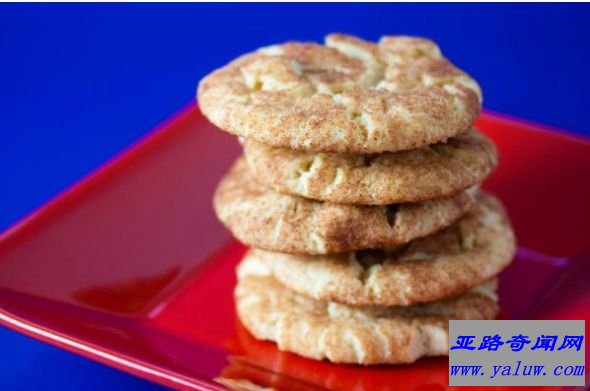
left=0, top=104, right=589, bottom=390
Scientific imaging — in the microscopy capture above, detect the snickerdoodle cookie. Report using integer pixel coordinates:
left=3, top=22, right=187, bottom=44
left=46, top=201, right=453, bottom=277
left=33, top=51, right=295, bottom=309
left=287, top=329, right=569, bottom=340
left=243, top=129, right=497, bottom=205
left=215, top=158, right=476, bottom=254
left=250, top=193, right=515, bottom=306
left=198, top=34, right=481, bottom=154
left=235, top=256, right=498, bottom=365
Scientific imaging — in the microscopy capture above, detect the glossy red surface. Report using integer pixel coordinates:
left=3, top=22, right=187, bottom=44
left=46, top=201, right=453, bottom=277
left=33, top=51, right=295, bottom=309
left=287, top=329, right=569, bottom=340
left=0, top=104, right=588, bottom=390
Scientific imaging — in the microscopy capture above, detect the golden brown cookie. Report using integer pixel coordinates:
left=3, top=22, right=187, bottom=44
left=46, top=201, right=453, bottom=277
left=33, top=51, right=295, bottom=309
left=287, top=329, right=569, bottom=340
left=214, top=158, right=476, bottom=254
left=251, top=192, right=515, bottom=306
left=235, top=256, right=498, bottom=365
left=243, top=129, right=497, bottom=205
left=198, top=34, right=481, bottom=154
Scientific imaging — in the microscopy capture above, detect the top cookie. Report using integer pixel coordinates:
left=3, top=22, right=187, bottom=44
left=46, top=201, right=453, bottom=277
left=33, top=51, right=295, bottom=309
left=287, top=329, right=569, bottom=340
left=198, top=34, right=482, bottom=154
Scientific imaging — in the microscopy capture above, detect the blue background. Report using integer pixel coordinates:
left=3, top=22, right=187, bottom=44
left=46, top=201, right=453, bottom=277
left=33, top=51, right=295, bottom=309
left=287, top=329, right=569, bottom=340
left=1, top=4, right=589, bottom=390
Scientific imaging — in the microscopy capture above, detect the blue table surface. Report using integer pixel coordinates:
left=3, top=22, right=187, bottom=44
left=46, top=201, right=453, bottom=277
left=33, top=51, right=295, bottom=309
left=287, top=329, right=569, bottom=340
left=1, top=4, right=589, bottom=390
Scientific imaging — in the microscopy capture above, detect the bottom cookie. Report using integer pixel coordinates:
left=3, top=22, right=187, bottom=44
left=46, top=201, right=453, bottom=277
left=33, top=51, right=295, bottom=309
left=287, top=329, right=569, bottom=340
left=235, top=257, right=499, bottom=365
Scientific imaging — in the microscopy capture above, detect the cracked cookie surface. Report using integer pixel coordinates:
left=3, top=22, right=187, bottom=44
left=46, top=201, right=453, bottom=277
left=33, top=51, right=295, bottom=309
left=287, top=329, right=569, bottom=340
left=235, top=256, right=498, bottom=365
left=198, top=34, right=481, bottom=154
left=250, top=193, right=515, bottom=306
left=214, top=158, right=476, bottom=254
left=244, top=129, right=497, bottom=205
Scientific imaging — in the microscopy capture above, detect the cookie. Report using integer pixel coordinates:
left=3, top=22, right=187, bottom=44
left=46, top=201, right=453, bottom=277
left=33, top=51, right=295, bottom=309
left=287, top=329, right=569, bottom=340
left=198, top=34, right=481, bottom=154
left=251, top=192, right=515, bottom=306
left=243, top=129, right=497, bottom=205
left=235, top=256, right=498, bottom=365
left=214, top=158, right=476, bottom=254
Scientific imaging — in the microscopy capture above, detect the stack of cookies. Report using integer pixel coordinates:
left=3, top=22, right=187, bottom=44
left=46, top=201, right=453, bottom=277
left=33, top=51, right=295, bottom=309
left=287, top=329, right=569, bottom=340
left=198, top=34, right=516, bottom=365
